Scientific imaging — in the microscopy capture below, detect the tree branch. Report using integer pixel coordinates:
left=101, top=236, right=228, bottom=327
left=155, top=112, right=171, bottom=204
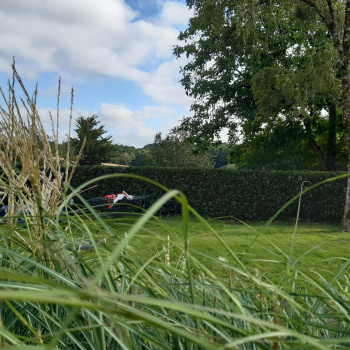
left=326, top=0, right=336, bottom=22
left=301, top=0, right=343, bottom=56
left=343, top=1, right=350, bottom=60
left=300, top=0, right=326, bottom=21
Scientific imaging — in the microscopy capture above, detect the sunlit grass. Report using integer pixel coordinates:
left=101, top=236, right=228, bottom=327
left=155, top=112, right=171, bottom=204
left=116, top=217, right=347, bottom=281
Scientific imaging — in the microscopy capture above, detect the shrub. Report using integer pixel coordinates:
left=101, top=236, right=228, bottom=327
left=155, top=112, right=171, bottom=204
left=70, top=166, right=347, bottom=223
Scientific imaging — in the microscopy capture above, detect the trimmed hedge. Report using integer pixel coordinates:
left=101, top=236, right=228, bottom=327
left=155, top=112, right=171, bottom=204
left=69, top=166, right=348, bottom=223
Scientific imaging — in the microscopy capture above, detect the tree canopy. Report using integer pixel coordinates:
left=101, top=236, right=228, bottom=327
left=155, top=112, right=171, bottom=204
left=174, top=0, right=347, bottom=171
left=71, top=115, right=115, bottom=165
left=148, top=129, right=215, bottom=168
left=175, top=0, right=350, bottom=230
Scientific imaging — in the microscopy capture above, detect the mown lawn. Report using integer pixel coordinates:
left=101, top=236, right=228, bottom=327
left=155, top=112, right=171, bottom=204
left=110, top=216, right=350, bottom=283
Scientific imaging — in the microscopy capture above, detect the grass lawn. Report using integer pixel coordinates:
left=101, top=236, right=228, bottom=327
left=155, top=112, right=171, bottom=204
left=111, top=216, right=350, bottom=283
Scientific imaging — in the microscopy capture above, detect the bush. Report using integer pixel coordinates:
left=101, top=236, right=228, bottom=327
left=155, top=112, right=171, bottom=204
left=70, top=166, right=347, bottom=223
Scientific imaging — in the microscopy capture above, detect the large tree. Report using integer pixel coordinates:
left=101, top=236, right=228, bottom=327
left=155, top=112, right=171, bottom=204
left=174, top=1, right=342, bottom=167
left=71, top=115, right=115, bottom=165
left=175, top=0, right=350, bottom=230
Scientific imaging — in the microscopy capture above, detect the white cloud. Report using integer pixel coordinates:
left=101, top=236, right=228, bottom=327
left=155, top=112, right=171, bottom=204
left=0, top=0, right=191, bottom=98
left=31, top=101, right=183, bottom=148
left=37, top=107, right=86, bottom=140
left=0, top=0, right=136, bottom=31
left=139, top=58, right=190, bottom=107
left=97, top=103, right=179, bottom=147
left=157, top=1, right=191, bottom=27
left=0, top=0, right=194, bottom=146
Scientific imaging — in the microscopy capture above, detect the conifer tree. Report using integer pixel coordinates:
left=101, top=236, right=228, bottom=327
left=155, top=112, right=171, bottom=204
left=71, top=115, right=115, bottom=165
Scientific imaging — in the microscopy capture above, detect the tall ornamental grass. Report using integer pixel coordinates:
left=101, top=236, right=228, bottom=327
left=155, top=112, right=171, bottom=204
left=0, top=174, right=349, bottom=349
left=0, top=67, right=349, bottom=349
left=0, top=61, right=83, bottom=242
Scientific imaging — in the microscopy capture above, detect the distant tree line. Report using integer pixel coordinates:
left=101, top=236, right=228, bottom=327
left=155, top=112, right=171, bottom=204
left=54, top=115, right=230, bottom=169
left=55, top=112, right=348, bottom=171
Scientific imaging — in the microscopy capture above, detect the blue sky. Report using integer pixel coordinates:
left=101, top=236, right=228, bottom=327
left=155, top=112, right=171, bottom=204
left=0, top=0, right=193, bottom=147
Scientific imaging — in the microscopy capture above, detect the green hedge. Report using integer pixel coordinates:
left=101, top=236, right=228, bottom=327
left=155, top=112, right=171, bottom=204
left=69, top=166, right=348, bottom=223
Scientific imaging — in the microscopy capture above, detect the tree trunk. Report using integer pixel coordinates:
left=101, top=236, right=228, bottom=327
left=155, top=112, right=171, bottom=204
left=308, top=139, right=328, bottom=170
left=303, top=118, right=328, bottom=171
left=343, top=171, right=350, bottom=231
left=326, top=103, right=337, bottom=171
left=341, top=0, right=350, bottom=230
left=342, top=74, right=350, bottom=231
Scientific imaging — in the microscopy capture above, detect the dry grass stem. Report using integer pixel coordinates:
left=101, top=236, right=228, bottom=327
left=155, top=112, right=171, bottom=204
left=0, top=62, right=84, bottom=238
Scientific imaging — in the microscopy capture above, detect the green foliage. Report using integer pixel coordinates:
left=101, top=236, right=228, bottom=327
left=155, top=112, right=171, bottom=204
left=112, top=144, right=154, bottom=166
left=71, top=115, right=115, bottom=165
left=111, top=144, right=136, bottom=165
left=231, top=116, right=348, bottom=170
left=174, top=0, right=347, bottom=171
left=131, top=148, right=154, bottom=166
left=109, top=139, right=230, bottom=168
left=231, top=120, right=311, bottom=170
left=210, top=144, right=230, bottom=168
left=70, top=166, right=347, bottom=223
left=148, top=130, right=215, bottom=168
left=53, top=138, right=75, bottom=159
